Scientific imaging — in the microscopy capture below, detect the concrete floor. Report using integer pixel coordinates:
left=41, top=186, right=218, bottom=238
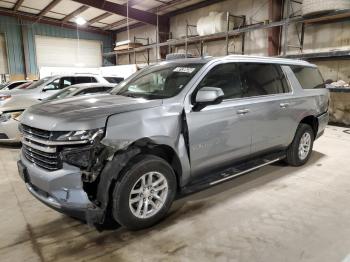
left=1, top=125, right=350, bottom=262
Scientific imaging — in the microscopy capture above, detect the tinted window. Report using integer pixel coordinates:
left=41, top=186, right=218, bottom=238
left=290, top=66, right=325, bottom=89
left=198, top=63, right=243, bottom=100
left=74, top=76, right=95, bottom=84
left=8, top=82, right=25, bottom=89
left=61, top=77, right=73, bottom=88
left=45, top=78, right=60, bottom=90
left=104, top=77, right=124, bottom=84
left=239, top=63, right=289, bottom=97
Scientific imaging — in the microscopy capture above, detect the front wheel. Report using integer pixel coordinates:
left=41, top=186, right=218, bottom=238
left=112, top=155, right=177, bottom=230
left=285, top=123, right=314, bottom=166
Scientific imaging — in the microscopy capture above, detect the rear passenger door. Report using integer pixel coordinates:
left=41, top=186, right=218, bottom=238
left=238, top=63, right=296, bottom=154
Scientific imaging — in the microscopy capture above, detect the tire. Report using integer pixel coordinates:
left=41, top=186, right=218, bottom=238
left=112, top=155, right=177, bottom=230
left=286, top=123, right=314, bottom=166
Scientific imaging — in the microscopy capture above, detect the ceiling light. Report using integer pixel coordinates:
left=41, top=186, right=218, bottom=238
left=75, top=16, right=86, bottom=26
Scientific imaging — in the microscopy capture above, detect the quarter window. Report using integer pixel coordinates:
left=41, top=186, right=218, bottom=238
left=197, top=63, right=243, bottom=100
left=239, top=63, right=289, bottom=97
left=290, top=65, right=325, bottom=89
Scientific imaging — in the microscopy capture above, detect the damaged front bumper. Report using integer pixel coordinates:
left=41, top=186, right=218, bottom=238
left=18, top=152, right=105, bottom=225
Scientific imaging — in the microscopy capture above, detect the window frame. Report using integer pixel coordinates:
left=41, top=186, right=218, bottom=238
left=190, top=61, right=293, bottom=106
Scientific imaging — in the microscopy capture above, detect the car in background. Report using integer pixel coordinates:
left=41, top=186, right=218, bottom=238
left=0, top=76, right=110, bottom=143
left=103, top=76, right=124, bottom=84
left=43, top=83, right=114, bottom=101
left=14, top=81, right=37, bottom=90
left=0, top=80, right=31, bottom=91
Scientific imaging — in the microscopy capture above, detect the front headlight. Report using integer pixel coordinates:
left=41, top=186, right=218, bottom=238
left=0, top=111, right=23, bottom=122
left=55, top=128, right=105, bottom=142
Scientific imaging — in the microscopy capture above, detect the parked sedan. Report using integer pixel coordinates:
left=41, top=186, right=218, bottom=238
left=0, top=80, right=31, bottom=90
left=43, top=83, right=114, bottom=102
left=0, top=83, right=114, bottom=143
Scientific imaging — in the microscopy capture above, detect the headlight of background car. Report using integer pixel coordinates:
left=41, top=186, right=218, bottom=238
left=0, top=111, right=23, bottom=122
left=55, top=128, right=105, bottom=141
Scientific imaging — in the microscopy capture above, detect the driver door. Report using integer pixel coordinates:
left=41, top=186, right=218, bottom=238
left=185, top=62, right=252, bottom=178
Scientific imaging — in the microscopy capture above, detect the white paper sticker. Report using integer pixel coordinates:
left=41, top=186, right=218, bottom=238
left=173, top=67, right=196, bottom=73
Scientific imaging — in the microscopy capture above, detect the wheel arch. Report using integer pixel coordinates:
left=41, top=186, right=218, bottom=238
left=299, top=115, right=318, bottom=137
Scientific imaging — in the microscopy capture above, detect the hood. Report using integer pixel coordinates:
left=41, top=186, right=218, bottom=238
left=0, top=94, right=39, bottom=112
left=0, top=88, right=36, bottom=96
left=21, top=94, right=163, bottom=131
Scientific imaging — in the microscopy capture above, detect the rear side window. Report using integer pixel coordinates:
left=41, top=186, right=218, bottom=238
left=290, top=66, right=325, bottom=89
left=239, top=63, right=290, bottom=97
left=74, top=76, right=96, bottom=84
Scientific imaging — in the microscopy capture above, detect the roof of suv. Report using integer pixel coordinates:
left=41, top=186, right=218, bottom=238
left=160, top=55, right=314, bottom=67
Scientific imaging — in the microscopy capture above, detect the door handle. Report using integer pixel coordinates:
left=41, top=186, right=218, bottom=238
left=280, top=103, right=290, bottom=108
left=237, top=108, right=250, bottom=115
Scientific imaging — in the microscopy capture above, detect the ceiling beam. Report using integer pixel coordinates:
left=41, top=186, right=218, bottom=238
left=102, top=0, right=145, bottom=30
left=37, top=0, right=62, bottom=19
left=71, top=0, right=167, bottom=25
left=62, top=5, right=89, bottom=23
left=13, top=0, right=25, bottom=11
left=86, top=12, right=112, bottom=26
left=0, top=7, right=110, bottom=35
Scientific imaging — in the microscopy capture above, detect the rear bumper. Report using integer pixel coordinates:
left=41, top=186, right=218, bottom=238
left=18, top=152, right=104, bottom=224
left=0, top=118, right=21, bottom=142
left=316, top=111, right=329, bottom=139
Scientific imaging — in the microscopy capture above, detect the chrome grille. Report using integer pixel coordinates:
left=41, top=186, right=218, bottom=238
left=21, top=124, right=51, bottom=140
left=20, top=125, right=61, bottom=171
left=23, top=145, right=61, bottom=171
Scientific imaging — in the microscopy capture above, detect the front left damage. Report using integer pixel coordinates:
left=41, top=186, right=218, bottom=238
left=73, top=104, right=191, bottom=226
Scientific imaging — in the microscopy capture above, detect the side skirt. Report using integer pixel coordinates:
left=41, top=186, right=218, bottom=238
left=180, top=151, right=286, bottom=196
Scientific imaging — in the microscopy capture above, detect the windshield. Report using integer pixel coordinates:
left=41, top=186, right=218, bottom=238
left=114, top=63, right=204, bottom=99
left=0, top=82, right=8, bottom=89
left=44, top=86, right=79, bottom=101
left=27, top=77, right=51, bottom=89
left=104, top=77, right=124, bottom=84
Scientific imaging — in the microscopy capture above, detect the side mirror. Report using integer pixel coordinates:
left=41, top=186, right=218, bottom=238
left=193, top=87, right=224, bottom=111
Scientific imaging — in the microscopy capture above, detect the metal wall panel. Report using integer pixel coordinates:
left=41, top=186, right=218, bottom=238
left=0, top=33, right=9, bottom=74
left=0, top=15, right=113, bottom=79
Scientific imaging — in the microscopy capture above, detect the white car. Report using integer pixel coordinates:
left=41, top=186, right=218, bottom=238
left=0, top=74, right=111, bottom=143
left=0, top=80, right=31, bottom=91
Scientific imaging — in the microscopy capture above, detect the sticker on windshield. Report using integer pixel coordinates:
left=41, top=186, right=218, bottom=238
left=173, top=67, right=196, bottom=73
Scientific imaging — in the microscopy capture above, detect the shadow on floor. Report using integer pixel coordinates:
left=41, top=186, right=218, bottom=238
left=14, top=151, right=326, bottom=261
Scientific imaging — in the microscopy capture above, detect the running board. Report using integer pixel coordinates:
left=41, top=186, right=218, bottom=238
left=180, top=151, right=285, bottom=196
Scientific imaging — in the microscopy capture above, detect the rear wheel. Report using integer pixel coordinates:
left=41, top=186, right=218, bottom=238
left=112, top=155, right=177, bottom=230
left=286, top=123, right=314, bottom=166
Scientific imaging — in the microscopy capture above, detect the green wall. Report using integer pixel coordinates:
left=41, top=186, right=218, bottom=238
left=0, top=15, right=113, bottom=79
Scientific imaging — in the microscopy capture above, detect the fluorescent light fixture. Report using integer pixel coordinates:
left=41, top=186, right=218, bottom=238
left=75, top=16, right=86, bottom=26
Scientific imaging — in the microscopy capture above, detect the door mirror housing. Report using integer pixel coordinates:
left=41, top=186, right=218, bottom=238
left=193, top=87, right=224, bottom=111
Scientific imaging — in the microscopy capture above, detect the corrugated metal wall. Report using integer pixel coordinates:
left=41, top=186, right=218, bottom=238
left=0, top=15, right=113, bottom=80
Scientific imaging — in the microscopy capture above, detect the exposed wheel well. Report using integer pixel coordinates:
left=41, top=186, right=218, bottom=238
left=130, top=139, right=183, bottom=190
left=300, top=115, right=318, bottom=137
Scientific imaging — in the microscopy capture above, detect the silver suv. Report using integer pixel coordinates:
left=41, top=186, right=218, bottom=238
left=17, top=56, right=329, bottom=230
